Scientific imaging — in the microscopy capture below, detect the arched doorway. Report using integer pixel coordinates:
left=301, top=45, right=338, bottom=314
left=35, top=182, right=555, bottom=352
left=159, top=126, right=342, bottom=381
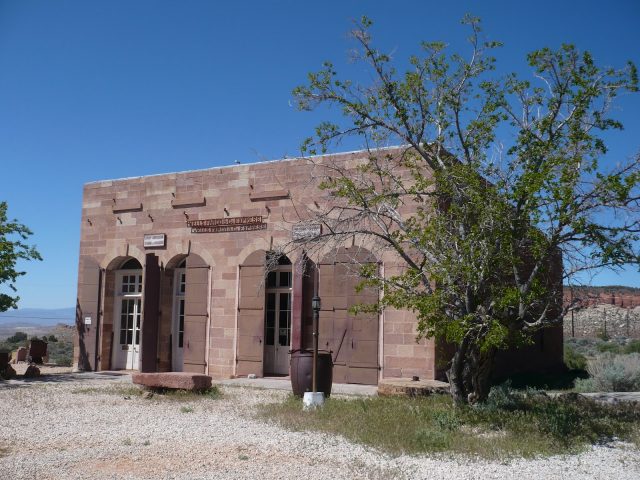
left=113, top=258, right=143, bottom=370
left=264, top=254, right=292, bottom=375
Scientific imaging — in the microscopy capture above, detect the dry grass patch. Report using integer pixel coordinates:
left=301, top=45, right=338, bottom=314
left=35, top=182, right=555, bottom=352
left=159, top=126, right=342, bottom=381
left=258, top=387, right=640, bottom=459
left=71, top=384, right=220, bottom=401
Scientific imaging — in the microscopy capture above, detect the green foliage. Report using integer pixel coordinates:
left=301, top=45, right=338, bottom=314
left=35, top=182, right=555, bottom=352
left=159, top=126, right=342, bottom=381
left=259, top=389, right=640, bottom=458
left=0, top=201, right=42, bottom=312
left=597, top=342, right=623, bottom=354
left=564, top=344, right=588, bottom=371
left=290, top=15, right=640, bottom=403
left=6, top=331, right=27, bottom=344
left=575, top=353, right=640, bottom=392
left=624, top=340, right=640, bottom=354
left=48, top=337, right=73, bottom=366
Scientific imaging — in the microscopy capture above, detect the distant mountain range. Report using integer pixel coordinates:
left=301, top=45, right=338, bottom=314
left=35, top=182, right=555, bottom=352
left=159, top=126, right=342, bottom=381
left=0, top=307, right=75, bottom=327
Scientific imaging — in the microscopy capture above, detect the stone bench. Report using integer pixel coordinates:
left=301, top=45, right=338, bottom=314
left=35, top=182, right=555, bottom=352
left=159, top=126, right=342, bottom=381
left=132, top=372, right=212, bottom=391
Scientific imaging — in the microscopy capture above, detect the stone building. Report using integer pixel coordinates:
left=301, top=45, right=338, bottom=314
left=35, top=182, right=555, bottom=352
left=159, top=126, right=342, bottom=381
left=73, top=148, right=563, bottom=384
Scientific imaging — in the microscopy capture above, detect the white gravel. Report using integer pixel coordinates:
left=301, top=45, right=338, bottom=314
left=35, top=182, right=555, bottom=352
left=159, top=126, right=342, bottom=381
left=1, top=377, right=639, bottom=479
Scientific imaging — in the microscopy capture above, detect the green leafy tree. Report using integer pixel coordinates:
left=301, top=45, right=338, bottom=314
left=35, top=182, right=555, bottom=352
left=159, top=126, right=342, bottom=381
left=288, top=16, right=639, bottom=404
left=0, top=201, right=42, bottom=312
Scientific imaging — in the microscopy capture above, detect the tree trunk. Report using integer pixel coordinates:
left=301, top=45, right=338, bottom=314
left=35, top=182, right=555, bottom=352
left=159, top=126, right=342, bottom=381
left=447, top=334, right=471, bottom=405
left=447, top=335, right=495, bottom=405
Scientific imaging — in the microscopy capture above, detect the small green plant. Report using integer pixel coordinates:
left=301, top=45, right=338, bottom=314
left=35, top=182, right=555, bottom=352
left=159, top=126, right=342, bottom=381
left=596, top=328, right=611, bottom=342
left=596, top=342, right=623, bottom=354
left=564, top=345, right=588, bottom=371
left=180, top=405, right=194, bottom=413
left=142, top=440, right=151, bottom=446
left=238, top=454, right=249, bottom=461
left=154, top=386, right=220, bottom=401
left=624, top=340, right=640, bottom=354
left=123, top=438, right=132, bottom=446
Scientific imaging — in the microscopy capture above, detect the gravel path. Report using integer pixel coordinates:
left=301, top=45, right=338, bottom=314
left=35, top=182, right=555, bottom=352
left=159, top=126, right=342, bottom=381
left=1, top=377, right=639, bottom=479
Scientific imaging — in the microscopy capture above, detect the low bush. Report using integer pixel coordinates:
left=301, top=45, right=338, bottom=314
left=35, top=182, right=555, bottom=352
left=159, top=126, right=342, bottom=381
left=624, top=340, right=640, bottom=354
left=597, top=342, right=623, bottom=354
left=564, top=344, right=588, bottom=371
left=575, top=353, right=640, bottom=392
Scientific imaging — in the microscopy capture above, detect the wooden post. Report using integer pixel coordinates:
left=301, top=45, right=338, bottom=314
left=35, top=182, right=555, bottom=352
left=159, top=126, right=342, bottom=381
left=312, top=267, right=319, bottom=394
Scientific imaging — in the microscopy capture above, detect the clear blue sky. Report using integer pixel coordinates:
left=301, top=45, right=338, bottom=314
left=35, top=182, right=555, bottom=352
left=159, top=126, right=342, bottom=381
left=1, top=0, right=639, bottom=308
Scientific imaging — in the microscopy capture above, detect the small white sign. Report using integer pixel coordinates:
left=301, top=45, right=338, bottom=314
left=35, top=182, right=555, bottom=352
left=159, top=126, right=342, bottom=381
left=84, top=316, right=92, bottom=325
left=292, top=224, right=322, bottom=241
left=144, top=233, right=166, bottom=248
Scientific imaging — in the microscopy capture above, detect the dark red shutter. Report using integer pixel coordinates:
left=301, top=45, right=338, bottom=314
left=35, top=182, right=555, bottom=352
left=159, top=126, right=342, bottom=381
left=236, top=250, right=266, bottom=377
left=183, top=254, right=209, bottom=373
left=140, top=253, right=161, bottom=372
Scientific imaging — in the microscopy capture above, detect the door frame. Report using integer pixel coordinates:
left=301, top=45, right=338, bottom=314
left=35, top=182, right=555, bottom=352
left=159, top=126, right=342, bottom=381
left=113, top=269, right=143, bottom=370
left=263, top=263, right=292, bottom=376
left=171, top=267, right=186, bottom=371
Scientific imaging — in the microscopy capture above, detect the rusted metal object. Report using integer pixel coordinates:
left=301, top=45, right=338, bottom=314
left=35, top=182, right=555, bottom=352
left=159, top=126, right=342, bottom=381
left=290, top=349, right=333, bottom=397
left=0, top=351, right=9, bottom=369
left=15, top=347, right=27, bottom=363
left=28, top=339, right=48, bottom=364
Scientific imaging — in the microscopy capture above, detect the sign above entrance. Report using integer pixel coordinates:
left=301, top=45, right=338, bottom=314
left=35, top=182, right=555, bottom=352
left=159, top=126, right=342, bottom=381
left=187, top=216, right=266, bottom=233
left=292, top=223, right=322, bottom=241
left=144, top=233, right=166, bottom=248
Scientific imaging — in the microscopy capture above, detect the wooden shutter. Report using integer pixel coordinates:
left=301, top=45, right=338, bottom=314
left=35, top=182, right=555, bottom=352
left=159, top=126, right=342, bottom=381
left=346, top=269, right=380, bottom=385
left=76, top=256, right=101, bottom=371
left=318, top=261, right=349, bottom=383
left=140, top=253, right=160, bottom=373
left=183, top=254, right=209, bottom=373
left=319, top=248, right=380, bottom=385
left=236, top=250, right=266, bottom=377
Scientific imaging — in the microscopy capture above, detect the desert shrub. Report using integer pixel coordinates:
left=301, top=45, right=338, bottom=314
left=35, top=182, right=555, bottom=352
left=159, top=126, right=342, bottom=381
left=597, top=342, right=623, bottom=354
left=564, top=338, right=599, bottom=357
left=484, top=381, right=520, bottom=411
left=564, top=344, right=588, bottom=371
left=575, top=353, right=640, bottom=392
left=48, top=337, right=73, bottom=366
left=6, top=331, right=27, bottom=343
left=624, top=340, right=640, bottom=354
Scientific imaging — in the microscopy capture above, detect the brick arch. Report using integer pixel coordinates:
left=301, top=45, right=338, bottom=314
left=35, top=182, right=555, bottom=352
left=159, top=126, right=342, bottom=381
left=101, top=243, right=145, bottom=270
left=237, top=239, right=270, bottom=267
left=165, top=254, right=188, bottom=270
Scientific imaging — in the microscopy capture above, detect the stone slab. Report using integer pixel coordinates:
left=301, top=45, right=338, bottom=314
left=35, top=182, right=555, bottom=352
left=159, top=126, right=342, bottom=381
left=378, top=378, right=450, bottom=397
left=132, top=372, right=212, bottom=391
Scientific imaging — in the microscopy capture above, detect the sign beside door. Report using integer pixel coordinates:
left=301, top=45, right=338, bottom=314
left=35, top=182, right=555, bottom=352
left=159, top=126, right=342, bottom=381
left=144, top=233, right=166, bottom=248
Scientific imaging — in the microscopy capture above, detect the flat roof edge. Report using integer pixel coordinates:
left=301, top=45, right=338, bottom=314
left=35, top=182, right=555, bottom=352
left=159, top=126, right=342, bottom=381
left=84, top=145, right=410, bottom=187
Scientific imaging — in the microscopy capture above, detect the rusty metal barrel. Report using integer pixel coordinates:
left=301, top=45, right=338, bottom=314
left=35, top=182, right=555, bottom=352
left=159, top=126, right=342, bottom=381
left=290, top=349, right=333, bottom=398
left=28, top=339, right=48, bottom=364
